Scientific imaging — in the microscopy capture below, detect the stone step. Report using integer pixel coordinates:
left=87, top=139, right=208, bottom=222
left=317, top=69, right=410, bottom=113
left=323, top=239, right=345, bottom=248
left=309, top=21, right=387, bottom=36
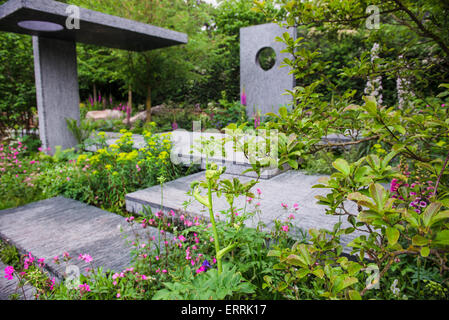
left=125, top=170, right=363, bottom=252
left=0, top=197, right=162, bottom=281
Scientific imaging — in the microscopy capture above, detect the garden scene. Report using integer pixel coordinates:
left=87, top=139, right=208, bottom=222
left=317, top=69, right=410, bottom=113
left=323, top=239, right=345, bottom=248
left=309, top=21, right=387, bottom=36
left=0, top=0, right=449, bottom=301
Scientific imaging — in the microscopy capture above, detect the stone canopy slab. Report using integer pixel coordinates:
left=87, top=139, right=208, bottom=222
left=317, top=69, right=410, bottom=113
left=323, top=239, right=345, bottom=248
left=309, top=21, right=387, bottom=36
left=0, top=0, right=188, bottom=154
left=0, top=0, right=188, bottom=51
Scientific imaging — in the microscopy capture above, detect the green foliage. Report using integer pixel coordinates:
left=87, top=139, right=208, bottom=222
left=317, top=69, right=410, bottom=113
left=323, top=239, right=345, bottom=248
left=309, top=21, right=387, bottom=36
left=66, top=118, right=95, bottom=148
left=153, top=263, right=255, bottom=300
left=0, top=240, right=20, bottom=268
left=0, top=33, right=36, bottom=135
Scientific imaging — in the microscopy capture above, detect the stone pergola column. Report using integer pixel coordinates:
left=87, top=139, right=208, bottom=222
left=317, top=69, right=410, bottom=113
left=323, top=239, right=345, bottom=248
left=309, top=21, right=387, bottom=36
left=33, top=36, right=80, bottom=153
left=0, top=0, right=187, bottom=155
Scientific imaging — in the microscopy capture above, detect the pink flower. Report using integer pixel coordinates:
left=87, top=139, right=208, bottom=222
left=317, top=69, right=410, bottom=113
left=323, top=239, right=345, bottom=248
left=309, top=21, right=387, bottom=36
left=288, top=214, right=295, bottom=220
left=38, top=258, right=45, bottom=268
left=4, top=266, right=14, bottom=281
left=78, top=283, right=91, bottom=293
left=49, top=277, right=55, bottom=291
left=241, top=89, right=247, bottom=106
left=281, top=225, right=289, bottom=232
left=196, top=266, right=206, bottom=274
left=142, top=275, right=148, bottom=280
left=178, top=235, right=186, bottom=242
left=78, top=254, right=93, bottom=263
left=281, top=203, right=288, bottom=209
left=257, top=188, right=262, bottom=195
left=117, top=293, right=121, bottom=298
left=293, top=203, right=299, bottom=210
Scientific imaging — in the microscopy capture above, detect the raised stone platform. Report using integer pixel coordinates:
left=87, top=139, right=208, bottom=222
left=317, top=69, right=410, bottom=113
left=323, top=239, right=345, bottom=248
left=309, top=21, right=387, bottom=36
left=86, top=130, right=289, bottom=179
left=0, top=197, right=161, bottom=281
left=126, top=170, right=364, bottom=251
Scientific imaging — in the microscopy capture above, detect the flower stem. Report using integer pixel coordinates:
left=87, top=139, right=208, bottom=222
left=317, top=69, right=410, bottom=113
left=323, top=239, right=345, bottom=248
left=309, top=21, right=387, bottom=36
left=208, top=180, right=222, bottom=274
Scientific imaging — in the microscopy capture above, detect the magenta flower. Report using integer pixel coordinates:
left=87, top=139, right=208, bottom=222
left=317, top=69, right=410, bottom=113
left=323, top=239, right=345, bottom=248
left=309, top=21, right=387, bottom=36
left=4, top=266, right=14, bottom=281
left=281, top=203, right=288, bottom=209
left=241, top=89, right=247, bottom=106
left=78, top=283, right=91, bottom=293
left=78, top=254, right=93, bottom=263
left=38, top=258, right=45, bottom=268
left=281, top=225, right=289, bottom=232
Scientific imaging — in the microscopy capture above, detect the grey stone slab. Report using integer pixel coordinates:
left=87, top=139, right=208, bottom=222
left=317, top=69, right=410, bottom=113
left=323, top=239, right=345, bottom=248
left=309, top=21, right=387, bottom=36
left=0, top=197, right=165, bottom=281
left=126, top=171, right=366, bottom=252
left=240, top=23, right=295, bottom=118
left=33, top=36, right=80, bottom=154
left=0, top=0, right=187, bottom=51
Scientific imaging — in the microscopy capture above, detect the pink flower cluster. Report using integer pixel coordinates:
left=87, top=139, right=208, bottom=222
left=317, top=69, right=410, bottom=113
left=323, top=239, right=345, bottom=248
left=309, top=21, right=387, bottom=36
left=390, top=174, right=435, bottom=214
left=78, top=254, right=93, bottom=263
left=24, top=252, right=35, bottom=270
left=4, top=266, right=14, bottom=280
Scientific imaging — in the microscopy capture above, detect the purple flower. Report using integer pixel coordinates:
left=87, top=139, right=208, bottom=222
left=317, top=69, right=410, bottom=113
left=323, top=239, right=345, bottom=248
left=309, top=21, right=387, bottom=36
left=419, top=201, right=427, bottom=208
left=126, top=104, right=131, bottom=120
left=241, top=89, right=247, bottom=106
left=172, top=122, right=178, bottom=130
left=202, top=260, right=212, bottom=271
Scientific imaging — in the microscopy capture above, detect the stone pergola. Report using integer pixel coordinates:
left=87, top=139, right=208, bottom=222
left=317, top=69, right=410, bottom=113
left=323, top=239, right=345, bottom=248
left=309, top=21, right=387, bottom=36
left=0, top=0, right=187, bottom=154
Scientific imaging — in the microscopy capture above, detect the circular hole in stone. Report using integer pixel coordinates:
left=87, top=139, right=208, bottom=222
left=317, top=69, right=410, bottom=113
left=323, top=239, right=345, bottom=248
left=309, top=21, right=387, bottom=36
left=256, top=47, right=276, bottom=71
left=18, top=20, right=64, bottom=32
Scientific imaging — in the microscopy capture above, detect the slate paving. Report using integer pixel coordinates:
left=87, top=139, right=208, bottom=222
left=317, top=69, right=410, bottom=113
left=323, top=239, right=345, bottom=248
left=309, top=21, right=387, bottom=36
left=0, top=197, right=162, bottom=282
left=126, top=170, right=365, bottom=251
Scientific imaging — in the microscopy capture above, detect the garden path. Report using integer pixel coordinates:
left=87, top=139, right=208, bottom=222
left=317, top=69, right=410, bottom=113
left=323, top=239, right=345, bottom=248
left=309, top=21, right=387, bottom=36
left=0, top=197, right=162, bottom=282
left=126, top=170, right=364, bottom=252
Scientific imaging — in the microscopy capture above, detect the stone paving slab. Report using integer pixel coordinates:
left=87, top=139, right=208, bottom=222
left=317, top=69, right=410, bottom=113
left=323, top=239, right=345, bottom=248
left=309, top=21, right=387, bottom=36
left=126, top=171, right=365, bottom=251
left=0, top=197, right=161, bottom=281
